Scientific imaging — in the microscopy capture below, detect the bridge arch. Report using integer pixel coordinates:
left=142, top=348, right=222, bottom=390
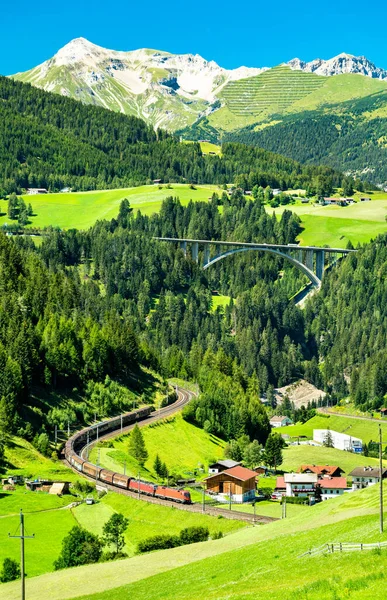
left=203, top=247, right=322, bottom=287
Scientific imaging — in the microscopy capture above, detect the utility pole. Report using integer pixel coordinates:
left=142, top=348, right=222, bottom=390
left=229, top=489, right=232, bottom=511
left=121, top=414, right=123, bottom=434
left=86, top=430, right=89, bottom=460
left=282, top=495, right=287, bottom=519
left=9, top=510, right=34, bottom=600
left=67, top=420, right=70, bottom=437
left=138, top=471, right=141, bottom=500
left=379, top=425, right=384, bottom=534
left=96, top=448, right=100, bottom=489
left=202, top=486, right=206, bottom=513
left=54, top=425, right=57, bottom=450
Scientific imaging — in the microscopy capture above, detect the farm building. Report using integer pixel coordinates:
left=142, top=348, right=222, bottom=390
left=317, top=477, right=349, bottom=500
left=283, top=473, right=317, bottom=498
left=208, top=459, right=241, bottom=474
left=27, top=188, right=48, bottom=195
left=313, top=429, right=363, bottom=453
left=270, top=415, right=293, bottom=428
left=205, top=466, right=257, bottom=503
left=298, top=465, right=344, bottom=478
left=349, top=467, right=387, bottom=490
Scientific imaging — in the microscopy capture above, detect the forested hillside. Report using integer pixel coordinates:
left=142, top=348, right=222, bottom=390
left=224, top=93, right=387, bottom=185
left=0, top=76, right=343, bottom=195
left=1, top=188, right=387, bottom=464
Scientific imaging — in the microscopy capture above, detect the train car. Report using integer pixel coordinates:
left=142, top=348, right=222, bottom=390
left=112, top=473, right=131, bottom=489
left=155, top=486, right=192, bottom=504
left=128, top=479, right=156, bottom=497
left=99, top=469, right=115, bottom=485
left=83, top=462, right=101, bottom=479
left=70, top=454, right=85, bottom=472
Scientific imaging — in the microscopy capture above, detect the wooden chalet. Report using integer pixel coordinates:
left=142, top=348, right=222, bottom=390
left=205, top=465, right=257, bottom=503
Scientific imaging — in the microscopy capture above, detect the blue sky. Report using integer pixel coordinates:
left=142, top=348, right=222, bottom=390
left=1, top=0, right=387, bottom=75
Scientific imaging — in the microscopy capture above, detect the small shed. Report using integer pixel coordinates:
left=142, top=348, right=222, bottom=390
left=49, top=482, right=70, bottom=496
left=205, top=466, right=257, bottom=503
left=270, top=415, right=293, bottom=428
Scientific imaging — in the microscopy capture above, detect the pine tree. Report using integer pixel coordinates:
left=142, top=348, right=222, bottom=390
left=263, top=433, right=284, bottom=472
left=323, top=428, right=334, bottom=448
left=128, top=424, right=148, bottom=467
left=153, top=454, right=162, bottom=478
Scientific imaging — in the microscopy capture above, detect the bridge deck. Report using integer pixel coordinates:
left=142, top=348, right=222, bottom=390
left=154, top=238, right=354, bottom=254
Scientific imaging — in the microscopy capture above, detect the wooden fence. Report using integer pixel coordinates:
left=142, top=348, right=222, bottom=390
left=299, top=541, right=387, bottom=558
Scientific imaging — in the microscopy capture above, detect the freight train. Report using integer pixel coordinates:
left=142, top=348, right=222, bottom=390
left=64, top=405, right=192, bottom=504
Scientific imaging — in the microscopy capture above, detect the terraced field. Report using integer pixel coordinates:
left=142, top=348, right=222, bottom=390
left=221, top=66, right=326, bottom=116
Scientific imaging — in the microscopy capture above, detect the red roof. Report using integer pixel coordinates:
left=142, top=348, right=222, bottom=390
left=318, top=477, right=347, bottom=489
left=298, top=465, right=343, bottom=477
left=275, top=476, right=285, bottom=489
left=215, top=466, right=257, bottom=481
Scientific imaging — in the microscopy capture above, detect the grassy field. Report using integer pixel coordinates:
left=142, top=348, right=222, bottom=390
left=90, top=413, right=225, bottom=481
left=0, top=184, right=220, bottom=230
left=0, top=481, right=244, bottom=580
left=280, top=413, right=387, bottom=443
left=282, top=444, right=386, bottom=475
left=270, top=198, right=387, bottom=246
left=3, top=479, right=387, bottom=600
left=4, top=436, right=79, bottom=482
left=211, top=293, right=231, bottom=310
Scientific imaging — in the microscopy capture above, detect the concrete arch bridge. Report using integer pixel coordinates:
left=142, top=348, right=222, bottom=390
left=154, top=237, right=356, bottom=288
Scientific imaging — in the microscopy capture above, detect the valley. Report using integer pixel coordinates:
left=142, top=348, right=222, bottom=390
left=2, top=25, right=387, bottom=600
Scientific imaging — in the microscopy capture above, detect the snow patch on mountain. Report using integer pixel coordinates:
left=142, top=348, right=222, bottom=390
left=287, top=53, right=387, bottom=79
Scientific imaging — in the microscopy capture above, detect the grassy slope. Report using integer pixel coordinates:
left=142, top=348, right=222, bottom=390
left=3, top=481, right=387, bottom=600
left=270, top=198, right=387, bottom=246
left=282, top=444, right=386, bottom=475
left=281, top=413, right=387, bottom=443
left=1, top=182, right=385, bottom=247
left=0, top=184, right=220, bottom=230
left=90, top=413, right=226, bottom=481
left=5, top=436, right=79, bottom=481
left=209, top=70, right=387, bottom=132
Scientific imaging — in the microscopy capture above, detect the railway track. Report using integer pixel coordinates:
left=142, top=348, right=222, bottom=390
left=67, top=385, right=277, bottom=524
left=80, top=385, right=194, bottom=460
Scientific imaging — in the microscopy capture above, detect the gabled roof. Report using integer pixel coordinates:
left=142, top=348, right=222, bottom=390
left=349, top=467, right=387, bottom=478
left=206, top=466, right=257, bottom=482
left=298, top=465, right=343, bottom=477
left=275, top=476, right=285, bottom=489
left=317, top=477, right=347, bottom=489
left=209, top=459, right=240, bottom=469
left=284, top=473, right=318, bottom=484
left=270, top=415, right=291, bottom=423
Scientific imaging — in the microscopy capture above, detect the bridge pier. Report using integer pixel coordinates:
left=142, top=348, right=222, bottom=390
left=305, top=249, right=314, bottom=271
left=179, top=241, right=187, bottom=257
left=192, top=242, right=199, bottom=263
left=316, top=250, right=325, bottom=282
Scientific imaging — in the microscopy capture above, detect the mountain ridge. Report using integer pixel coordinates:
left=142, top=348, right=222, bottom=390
left=12, top=38, right=387, bottom=131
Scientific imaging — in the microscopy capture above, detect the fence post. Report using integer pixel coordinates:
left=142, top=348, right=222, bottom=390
left=361, top=543, right=363, bottom=551
left=340, top=543, right=342, bottom=552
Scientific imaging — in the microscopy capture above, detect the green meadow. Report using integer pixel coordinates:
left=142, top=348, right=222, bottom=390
left=90, top=413, right=226, bottom=481
left=280, top=413, right=387, bottom=443
left=1, top=184, right=386, bottom=248
left=3, top=479, right=387, bottom=600
left=0, top=184, right=220, bottom=230
left=271, top=198, right=387, bottom=246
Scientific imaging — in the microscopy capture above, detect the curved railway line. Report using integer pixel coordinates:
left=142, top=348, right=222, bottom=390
left=65, top=386, right=277, bottom=524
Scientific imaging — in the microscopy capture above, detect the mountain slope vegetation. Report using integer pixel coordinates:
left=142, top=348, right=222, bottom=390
left=0, top=75, right=342, bottom=195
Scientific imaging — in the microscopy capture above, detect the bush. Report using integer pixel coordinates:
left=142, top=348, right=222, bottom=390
left=179, top=526, right=209, bottom=545
left=54, top=526, right=102, bottom=569
left=281, top=496, right=308, bottom=505
left=212, top=531, right=224, bottom=540
left=0, top=558, right=20, bottom=582
left=137, top=534, right=181, bottom=553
